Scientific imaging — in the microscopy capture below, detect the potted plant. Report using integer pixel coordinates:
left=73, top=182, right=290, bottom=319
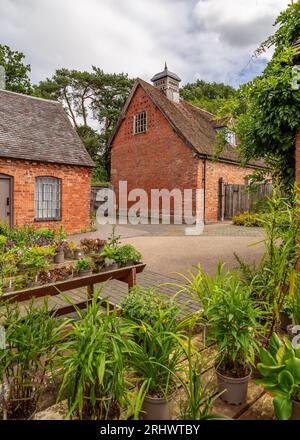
left=114, top=244, right=142, bottom=267
left=122, top=288, right=183, bottom=420
left=80, top=238, right=107, bottom=256
left=2, top=264, right=18, bottom=293
left=203, top=271, right=261, bottom=405
left=287, top=285, right=300, bottom=340
left=0, top=301, right=66, bottom=419
left=53, top=241, right=65, bottom=264
left=255, top=333, right=300, bottom=420
left=177, top=324, right=226, bottom=420
left=100, top=244, right=118, bottom=270
left=58, top=295, right=133, bottom=420
left=72, top=243, right=82, bottom=260
left=75, top=258, right=93, bottom=277
left=63, top=242, right=72, bottom=259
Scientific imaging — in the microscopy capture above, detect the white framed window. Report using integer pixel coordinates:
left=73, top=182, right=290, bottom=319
left=35, top=176, right=61, bottom=221
left=134, top=111, right=147, bottom=134
left=225, top=130, right=236, bottom=146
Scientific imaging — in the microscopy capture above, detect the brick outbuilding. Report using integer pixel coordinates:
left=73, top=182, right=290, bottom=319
left=0, top=90, right=94, bottom=233
left=110, top=65, right=264, bottom=223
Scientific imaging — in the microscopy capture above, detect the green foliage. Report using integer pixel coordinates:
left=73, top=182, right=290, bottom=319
left=236, top=185, right=300, bottom=341
left=173, top=264, right=261, bottom=376
left=114, top=244, right=142, bottom=266
left=180, top=79, right=236, bottom=114
left=233, top=211, right=266, bottom=227
left=0, top=44, right=32, bottom=94
left=235, top=4, right=300, bottom=188
left=0, top=301, right=66, bottom=419
left=121, top=287, right=179, bottom=327
left=178, top=331, right=225, bottom=420
left=203, top=271, right=261, bottom=376
left=255, top=333, right=300, bottom=420
left=58, top=295, right=134, bottom=419
left=127, top=299, right=184, bottom=398
left=34, top=67, right=133, bottom=178
left=75, top=258, right=92, bottom=271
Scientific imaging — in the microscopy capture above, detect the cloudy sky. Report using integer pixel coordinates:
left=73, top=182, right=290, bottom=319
left=0, top=0, right=291, bottom=88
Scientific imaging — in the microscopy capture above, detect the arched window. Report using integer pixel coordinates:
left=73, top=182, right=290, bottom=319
left=35, top=177, right=61, bottom=221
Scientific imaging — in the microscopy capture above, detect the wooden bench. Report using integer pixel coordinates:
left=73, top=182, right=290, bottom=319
left=1, top=263, right=146, bottom=316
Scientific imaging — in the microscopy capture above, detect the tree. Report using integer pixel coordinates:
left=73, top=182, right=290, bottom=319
left=0, top=44, right=32, bottom=94
left=34, top=68, right=133, bottom=180
left=235, top=3, right=300, bottom=188
left=180, top=79, right=236, bottom=114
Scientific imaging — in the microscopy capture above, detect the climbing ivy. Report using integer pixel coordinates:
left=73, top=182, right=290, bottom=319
left=235, top=3, right=300, bottom=189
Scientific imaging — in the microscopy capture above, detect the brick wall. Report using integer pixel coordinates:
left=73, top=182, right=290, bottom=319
left=204, top=160, right=255, bottom=222
left=111, top=84, right=256, bottom=223
left=0, top=158, right=91, bottom=234
left=111, top=85, right=199, bottom=216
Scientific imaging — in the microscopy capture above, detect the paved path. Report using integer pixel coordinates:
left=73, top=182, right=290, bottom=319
left=70, top=222, right=265, bottom=277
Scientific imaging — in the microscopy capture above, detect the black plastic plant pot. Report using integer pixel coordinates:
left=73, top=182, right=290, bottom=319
left=216, top=367, right=252, bottom=405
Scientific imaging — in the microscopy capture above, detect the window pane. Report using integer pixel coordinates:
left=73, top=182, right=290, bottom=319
left=35, top=177, right=61, bottom=220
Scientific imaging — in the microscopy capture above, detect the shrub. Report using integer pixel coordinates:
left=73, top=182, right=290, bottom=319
left=121, top=286, right=179, bottom=327
left=114, top=245, right=142, bottom=266
left=233, top=211, right=266, bottom=227
left=75, top=258, right=92, bottom=271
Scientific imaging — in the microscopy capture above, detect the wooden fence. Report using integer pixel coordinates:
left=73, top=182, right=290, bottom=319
left=218, top=181, right=273, bottom=220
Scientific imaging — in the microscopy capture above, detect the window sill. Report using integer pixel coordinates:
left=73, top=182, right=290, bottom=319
left=34, top=218, right=62, bottom=223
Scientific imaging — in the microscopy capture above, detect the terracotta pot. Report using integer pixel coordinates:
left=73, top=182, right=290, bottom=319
left=216, top=367, right=252, bottom=405
left=141, top=394, right=173, bottom=420
left=280, top=312, right=292, bottom=331
left=291, top=399, right=300, bottom=420
left=78, top=268, right=93, bottom=277
left=54, top=250, right=64, bottom=264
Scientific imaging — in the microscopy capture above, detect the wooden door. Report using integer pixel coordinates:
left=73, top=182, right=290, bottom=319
left=0, top=177, right=12, bottom=226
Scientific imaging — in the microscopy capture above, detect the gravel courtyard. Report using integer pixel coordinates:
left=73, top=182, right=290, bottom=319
left=70, top=222, right=265, bottom=277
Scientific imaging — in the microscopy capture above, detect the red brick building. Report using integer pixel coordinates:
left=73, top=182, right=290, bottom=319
left=0, top=90, right=94, bottom=233
left=110, top=65, right=264, bottom=222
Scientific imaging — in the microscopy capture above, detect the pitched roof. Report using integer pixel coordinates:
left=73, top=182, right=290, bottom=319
left=151, top=63, right=181, bottom=82
left=110, top=78, right=265, bottom=169
left=0, top=90, right=94, bottom=167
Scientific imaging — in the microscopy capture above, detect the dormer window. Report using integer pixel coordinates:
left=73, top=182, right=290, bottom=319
left=134, top=111, right=147, bottom=134
left=225, top=130, right=236, bottom=146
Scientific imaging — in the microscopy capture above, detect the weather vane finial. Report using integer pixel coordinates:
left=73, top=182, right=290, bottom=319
left=164, top=61, right=168, bottom=71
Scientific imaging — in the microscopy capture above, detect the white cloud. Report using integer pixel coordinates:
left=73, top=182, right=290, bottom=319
left=0, top=0, right=291, bottom=87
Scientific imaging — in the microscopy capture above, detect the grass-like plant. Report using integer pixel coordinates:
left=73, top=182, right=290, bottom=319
left=127, top=302, right=184, bottom=399
left=58, top=294, right=135, bottom=420
left=0, top=300, right=66, bottom=419
left=173, top=265, right=261, bottom=377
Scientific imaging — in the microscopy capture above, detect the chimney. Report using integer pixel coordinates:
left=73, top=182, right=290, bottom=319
left=151, top=63, right=181, bottom=103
